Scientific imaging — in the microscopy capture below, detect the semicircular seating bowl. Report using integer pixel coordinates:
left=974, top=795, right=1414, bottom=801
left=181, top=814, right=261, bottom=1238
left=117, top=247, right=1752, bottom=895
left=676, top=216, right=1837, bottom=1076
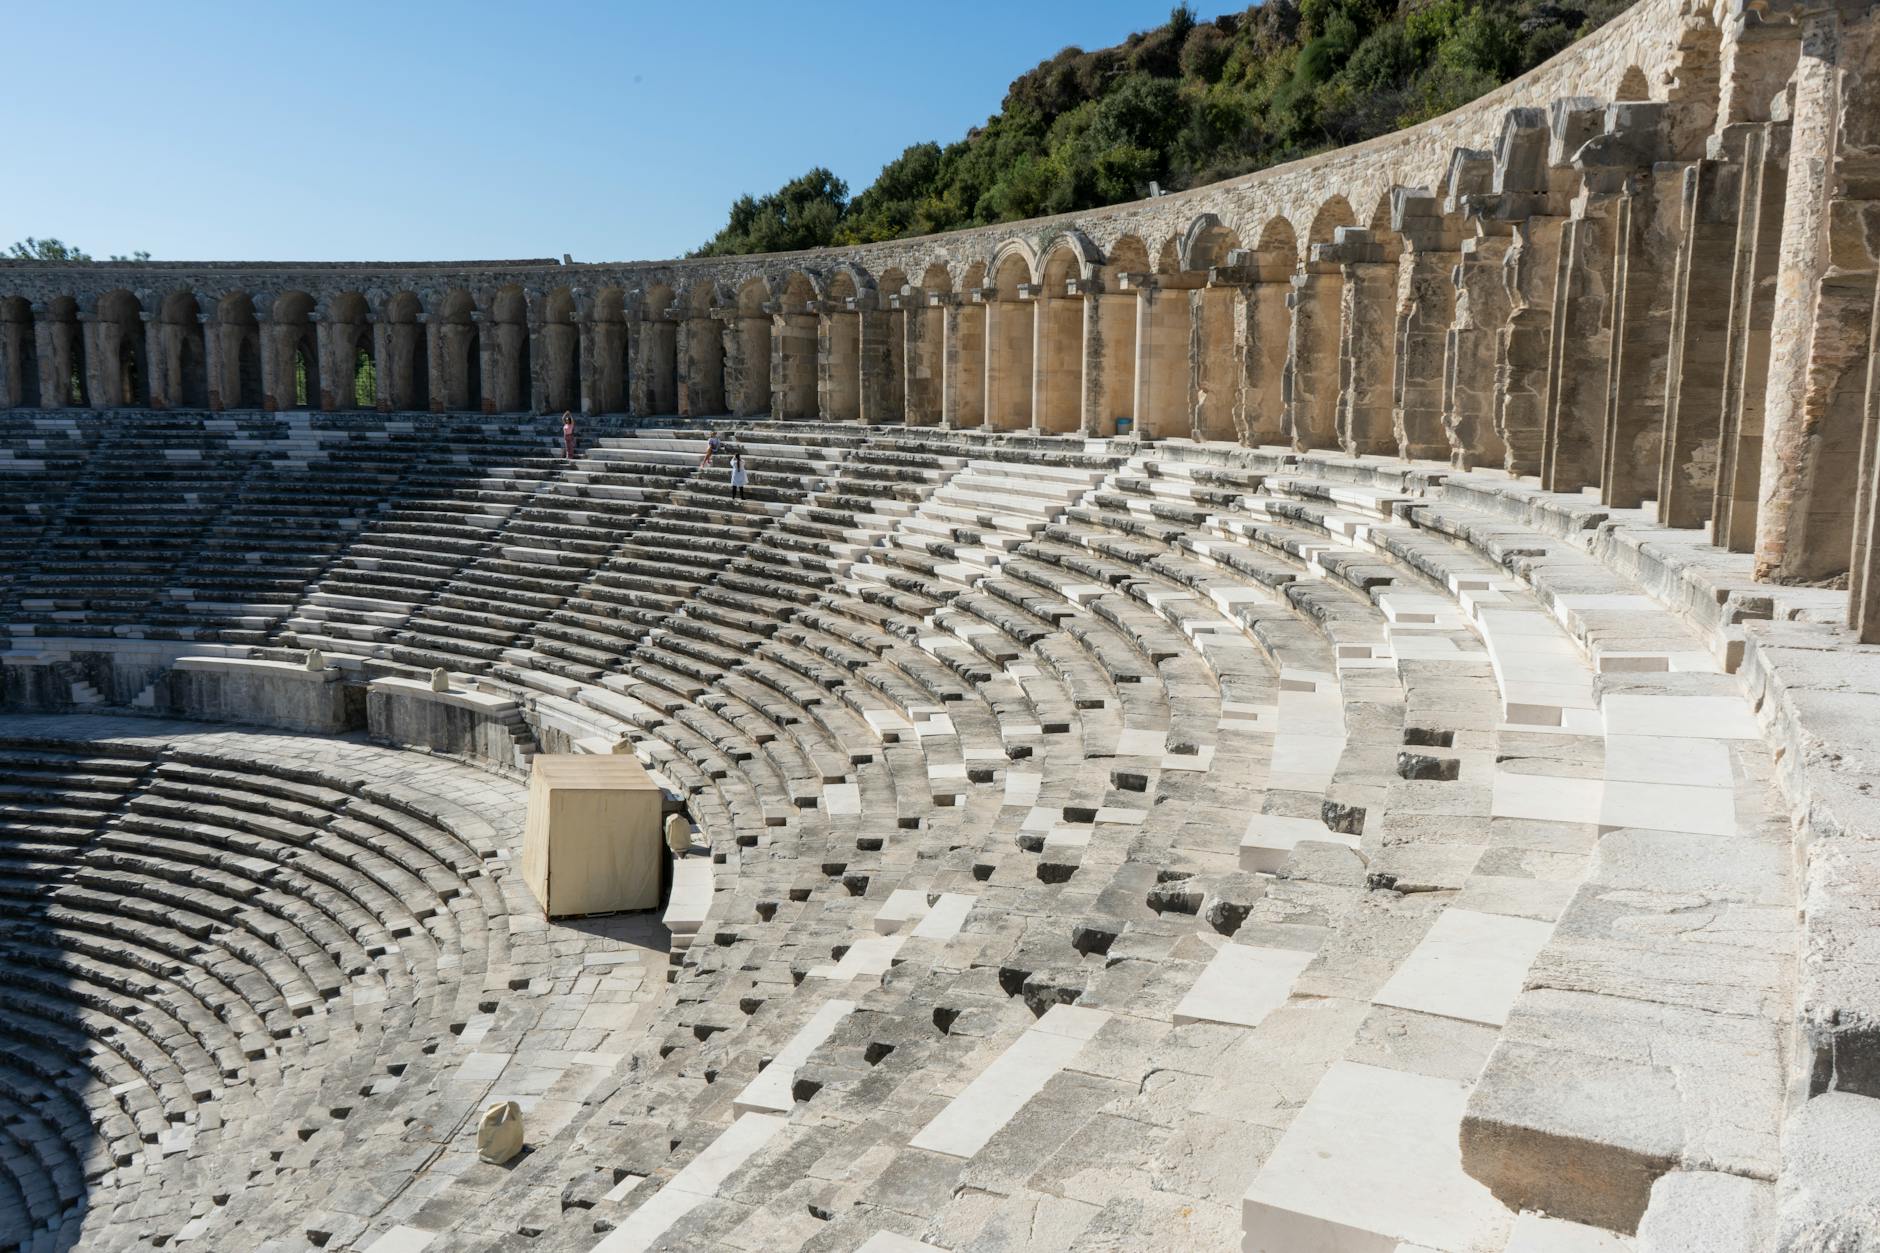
left=0, top=410, right=1829, bottom=1251
left=5, top=1, right=1879, bottom=1241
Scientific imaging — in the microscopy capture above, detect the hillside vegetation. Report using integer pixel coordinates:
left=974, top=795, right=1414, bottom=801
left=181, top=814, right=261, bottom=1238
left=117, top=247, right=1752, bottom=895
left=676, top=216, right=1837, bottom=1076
left=692, top=0, right=1625, bottom=257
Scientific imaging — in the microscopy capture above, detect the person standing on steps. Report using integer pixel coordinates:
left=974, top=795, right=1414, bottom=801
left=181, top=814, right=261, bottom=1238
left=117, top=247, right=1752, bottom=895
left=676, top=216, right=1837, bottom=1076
left=561, top=411, right=576, bottom=460
left=729, top=453, right=748, bottom=503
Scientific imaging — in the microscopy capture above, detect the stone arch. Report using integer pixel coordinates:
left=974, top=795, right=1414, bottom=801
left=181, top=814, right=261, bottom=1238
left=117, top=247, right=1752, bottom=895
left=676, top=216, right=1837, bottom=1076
left=540, top=287, right=579, bottom=414
left=1255, top=216, right=1298, bottom=260
left=384, top=291, right=428, bottom=411
left=1307, top=196, right=1357, bottom=248
left=216, top=293, right=263, bottom=410
left=0, top=296, right=39, bottom=408
left=155, top=290, right=208, bottom=409
left=488, top=285, right=530, bottom=412
left=729, top=276, right=773, bottom=416
left=1180, top=215, right=1240, bottom=274
left=271, top=291, right=319, bottom=410
left=95, top=289, right=148, bottom=408
left=989, top=242, right=1037, bottom=293
left=1615, top=64, right=1650, bottom=100
left=327, top=291, right=375, bottom=410
left=917, top=263, right=952, bottom=296
left=436, top=289, right=480, bottom=411
left=1107, top=235, right=1151, bottom=275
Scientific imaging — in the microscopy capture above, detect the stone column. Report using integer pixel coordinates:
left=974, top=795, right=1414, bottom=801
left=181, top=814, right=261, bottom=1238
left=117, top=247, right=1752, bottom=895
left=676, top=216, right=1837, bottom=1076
left=1191, top=281, right=1239, bottom=442
left=1032, top=283, right=1081, bottom=435
left=1391, top=190, right=1462, bottom=462
left=1076, top=284, right=1104, bottom=436
left=34, top=312, right=61, bottom=408
left=1757, top=5, right=1880, bottom=581
left=473, top=312, right=496, bottom=413
left=1445, top=232, right=1513, bottom=470
left=1317, top=228, right=1398, bottom=456
left=426, top=319, right=447, bottom=412
left=200, top=314, right=224, bottom=412
left=1131, top=279, right=1189, bottom=439
left=1658, top=152, right=1745, bottom=527
left=81, top=315, right=111, bottom=409
left=1851, top=267, right=1880, bottom=641
left=373, top=320, right=394, bottom=411
left=1284, top=264, right=1342, bottom=451
left=901, top=293, right=941, bottom=425
left=142, top=313, right=167, bottom=409
left=1541, top=203, right=1618, bottom=494
left=858, top=301, right=898, bottom=424
left=0, top=312, right=15, bottom=410
left=577, top=315, right=597, bottom=415
left=527, top=322, right=547, bottom=414
left=1581, top=103, right=1679, bottom=509
left=311, top=314, right=340, bottom=411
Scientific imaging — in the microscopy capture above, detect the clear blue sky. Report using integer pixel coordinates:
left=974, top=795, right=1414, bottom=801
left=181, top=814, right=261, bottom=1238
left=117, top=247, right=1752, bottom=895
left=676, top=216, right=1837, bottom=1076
left=6, top=1, right=1189, bottom=264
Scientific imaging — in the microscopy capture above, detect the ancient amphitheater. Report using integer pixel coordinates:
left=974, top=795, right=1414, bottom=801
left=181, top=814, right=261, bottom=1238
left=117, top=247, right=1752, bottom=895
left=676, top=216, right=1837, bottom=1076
left=1, top=1, right=1877, bottom=1250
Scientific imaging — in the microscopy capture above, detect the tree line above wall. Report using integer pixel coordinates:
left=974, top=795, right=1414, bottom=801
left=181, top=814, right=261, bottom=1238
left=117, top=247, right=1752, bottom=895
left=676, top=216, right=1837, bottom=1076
left=691, top=0, right=1625, bottom=258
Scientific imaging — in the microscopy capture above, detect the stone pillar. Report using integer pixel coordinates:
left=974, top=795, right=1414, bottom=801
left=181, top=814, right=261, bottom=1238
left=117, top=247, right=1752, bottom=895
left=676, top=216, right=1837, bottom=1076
left=200, top=314, right=224, bottom=412
left=1658, top=152, right=1745, bottom=527
left=476, top=313, right=498, bottom=413
left=673, top=316, right=712, bottom=417
left=858, top=302, right=898, bottom=424
left=902, top=294, right=941, bottom=425
left=34, top=313, right=62, bottom=408
left=1444, top=230, right=1512, bottom=470
left=1391, top=190, right=1463, bottom=463
left=1077, top=286, right=1105, bottom=436
left=1757, top=6, right=1880, bottom=581
left=426, top=319, right=447, bottom=413
left=1131, top=280, right=1188, bottom=439
left=1284, top=265, right=1342, bottom=451
left=577, top=316, right=597, bottom=415
left=1032, top=284, right=1082, bottom=435
left=1316, top=228, right=1398, bottom=457
left=373, top=320, right=394, bottom=412
left=142, top=313, right=166, bottom=409
left=984, top=288, right=1034, bottom=431
left=1087, top=287, right=1136, bottom=437
left=81, top=315, right=110, bottom=409
left=1191, top=281, right=1239, bottom=442
left=312, top=314, right=341, bottom=411
left=770, top=304, right=817, bottom=421
left=0, top=312, right=15, bottom=410
left=1541, top=203, right=1618, bottom=494
left=1851, top=268, right=1880, bottom=641
left=1581, top=103, right=1679, bottom=509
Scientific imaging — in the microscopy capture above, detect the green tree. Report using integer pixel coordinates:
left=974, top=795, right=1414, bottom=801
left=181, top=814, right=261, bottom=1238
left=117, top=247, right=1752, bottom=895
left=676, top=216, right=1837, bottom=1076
left=693, top=168, right=850, bottom=257
left=7, top=238, right=150, bottom=262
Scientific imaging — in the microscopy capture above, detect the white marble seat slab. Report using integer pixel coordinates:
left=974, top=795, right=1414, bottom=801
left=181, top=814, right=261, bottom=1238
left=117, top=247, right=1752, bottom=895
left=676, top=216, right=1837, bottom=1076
left=910, top=1004, right=1110, bottom=1159
left=1242, top=1061, right=1511, bottom=1252
left=732, top=999, right=857, bottom=1116
left=1373, top=908, right=1554, bottom=1027
left=1173, top=942, right=1314, bottom=1029
left=1241, top=815, right=1358, bottom=873
left=590, top=1113, right=787, bottom=1252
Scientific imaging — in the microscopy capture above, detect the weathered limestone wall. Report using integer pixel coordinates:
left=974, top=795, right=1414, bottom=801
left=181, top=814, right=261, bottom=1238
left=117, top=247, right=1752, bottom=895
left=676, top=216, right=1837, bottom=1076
left=7, top=0, right=1880, bottom=636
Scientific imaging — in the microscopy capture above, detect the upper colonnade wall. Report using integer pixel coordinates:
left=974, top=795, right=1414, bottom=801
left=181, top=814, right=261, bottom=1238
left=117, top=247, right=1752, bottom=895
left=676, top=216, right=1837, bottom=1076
left=0, top=0, right=1716, bottom=317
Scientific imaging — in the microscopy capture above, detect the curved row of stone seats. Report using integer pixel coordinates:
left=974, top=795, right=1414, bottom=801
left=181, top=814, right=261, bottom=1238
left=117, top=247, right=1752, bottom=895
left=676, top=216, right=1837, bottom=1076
left=552, top=435, right=1790, bottom=1250
left=270, top=420, right=574, bottom=662
left=0, top=423, right=1839, bottom=1249
left=0, top=412, right=102, bottom=606
left=0, top=719, right=675, bottom=1253
left=2, top=414, right=289, bottom=639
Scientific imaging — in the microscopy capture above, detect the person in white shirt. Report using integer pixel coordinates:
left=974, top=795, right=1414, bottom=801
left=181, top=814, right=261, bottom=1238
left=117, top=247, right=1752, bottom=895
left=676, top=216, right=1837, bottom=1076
left=729, top=453, right=748, bottom=502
